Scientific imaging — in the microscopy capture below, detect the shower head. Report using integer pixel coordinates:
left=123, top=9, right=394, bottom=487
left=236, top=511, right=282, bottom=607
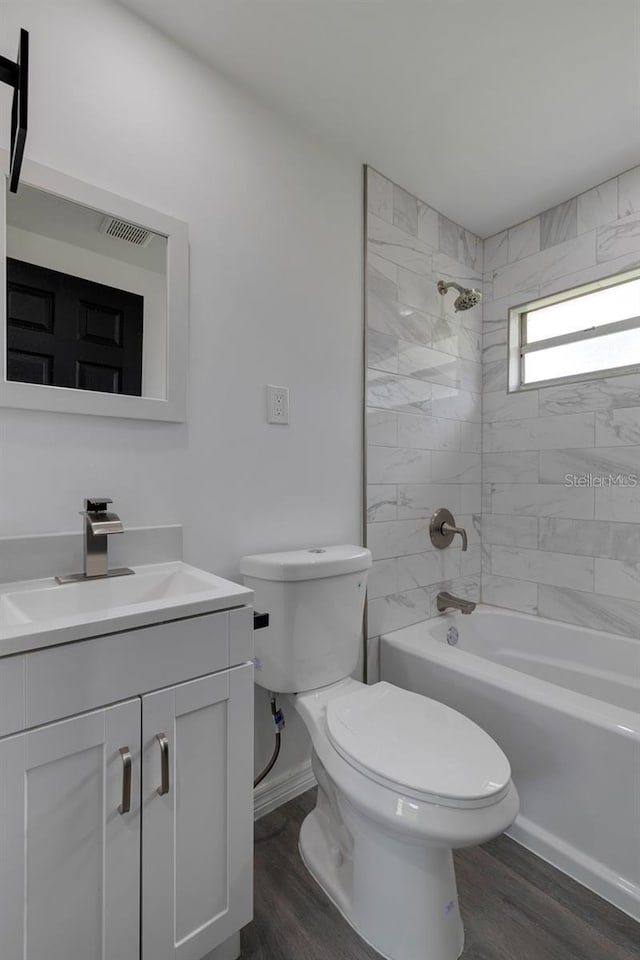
left=437, top=279, right=482, bottom=312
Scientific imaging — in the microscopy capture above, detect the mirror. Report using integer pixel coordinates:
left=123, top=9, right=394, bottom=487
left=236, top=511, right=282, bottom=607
left=6, top=185, right=168, bottom=399
left=0, top=153, right=188, bottom=420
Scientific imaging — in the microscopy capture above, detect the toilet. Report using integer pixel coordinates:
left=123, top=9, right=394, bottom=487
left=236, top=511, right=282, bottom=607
left=240, top=545, right=519, bottom=960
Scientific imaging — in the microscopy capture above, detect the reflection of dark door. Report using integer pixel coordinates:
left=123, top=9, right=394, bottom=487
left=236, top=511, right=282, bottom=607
left=6, top=258, right=144, bottom=396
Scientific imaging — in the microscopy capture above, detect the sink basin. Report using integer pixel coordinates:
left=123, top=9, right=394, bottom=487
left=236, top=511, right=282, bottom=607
left=3, top=566, right=227, bottom=623
left=0, top=561, right=253, bottom=656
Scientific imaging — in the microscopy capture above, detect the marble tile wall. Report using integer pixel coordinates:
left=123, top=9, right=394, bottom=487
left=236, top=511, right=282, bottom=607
left=482, top=165, right=640, bottom=638
left=365, top=168, right=483, bottom=664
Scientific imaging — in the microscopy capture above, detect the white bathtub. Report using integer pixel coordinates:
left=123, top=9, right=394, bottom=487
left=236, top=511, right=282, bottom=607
left=379, top=606, right=640, bottom=921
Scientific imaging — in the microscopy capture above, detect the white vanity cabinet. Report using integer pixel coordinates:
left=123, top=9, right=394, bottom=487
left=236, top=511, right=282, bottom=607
left=142, top=666, right=253, bottom=960
left=0, top=601, right=254, bottom=960
left=0, top=698, right=143, bottom=960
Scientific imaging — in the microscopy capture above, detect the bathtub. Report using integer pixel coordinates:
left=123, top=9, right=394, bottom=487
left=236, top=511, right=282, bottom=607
left=379, top=606, right=640, bottom=921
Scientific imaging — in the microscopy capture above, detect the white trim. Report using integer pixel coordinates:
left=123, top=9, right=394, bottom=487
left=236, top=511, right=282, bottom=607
left=508, top=265, right=640, bottom=393
left=521, top=313, right=640, bottom=354
left=511, top=361, right=640, bottom=393
left=0, top=149, right=189, bottom=421
left=253, top=759, right=316, bottom=821
left=515, top=264, right=640, bottom=315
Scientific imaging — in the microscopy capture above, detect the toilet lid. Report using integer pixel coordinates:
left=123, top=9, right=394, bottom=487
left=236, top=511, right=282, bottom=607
left=326, top=682, right=511, bottom=804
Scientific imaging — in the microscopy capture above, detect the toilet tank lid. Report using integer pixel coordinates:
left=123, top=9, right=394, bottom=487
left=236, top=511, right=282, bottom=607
left=239, top=545, right=372, bottom=581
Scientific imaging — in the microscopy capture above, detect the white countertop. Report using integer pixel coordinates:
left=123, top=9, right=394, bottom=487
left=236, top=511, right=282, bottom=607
left=0, top=561, right=253, bottom=658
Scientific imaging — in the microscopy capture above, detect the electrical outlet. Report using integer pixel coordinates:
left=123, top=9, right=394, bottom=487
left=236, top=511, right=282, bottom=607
left=267, top=385, right=289, bottom=424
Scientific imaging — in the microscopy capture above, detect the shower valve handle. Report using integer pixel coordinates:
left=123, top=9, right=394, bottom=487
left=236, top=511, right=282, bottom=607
left=430, top=508, right=468, bottom=552
left=441, top=521, right=468, bottom=552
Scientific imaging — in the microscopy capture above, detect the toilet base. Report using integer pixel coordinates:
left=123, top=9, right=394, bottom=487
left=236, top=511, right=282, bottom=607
left=299, top=753, right=465, bottom=960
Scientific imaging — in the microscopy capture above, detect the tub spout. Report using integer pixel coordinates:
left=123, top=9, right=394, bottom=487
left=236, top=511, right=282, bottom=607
left=437, top=591, right=476, bottom=615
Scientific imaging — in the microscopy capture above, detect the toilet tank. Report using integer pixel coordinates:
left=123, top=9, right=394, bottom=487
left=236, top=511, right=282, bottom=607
left=239, top=545, right=372, bottom=693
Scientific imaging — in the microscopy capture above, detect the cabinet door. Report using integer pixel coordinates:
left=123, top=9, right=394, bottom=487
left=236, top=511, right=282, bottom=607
left=0, top=699, right=141, bottom=960
left=142, top=664, right=253, bottom=960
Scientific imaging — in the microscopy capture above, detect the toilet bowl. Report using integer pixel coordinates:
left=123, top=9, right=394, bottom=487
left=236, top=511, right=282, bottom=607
left=240, top=546, right=519, bottom=960
left=294, top=678, right=518, bottom=960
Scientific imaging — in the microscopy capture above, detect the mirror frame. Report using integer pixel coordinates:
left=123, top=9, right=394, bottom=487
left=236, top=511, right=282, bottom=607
left=0, top=150, right=189, bottom=421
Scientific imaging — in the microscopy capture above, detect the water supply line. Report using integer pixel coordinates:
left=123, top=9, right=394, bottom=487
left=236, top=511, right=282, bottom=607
left=253, top=693, right=285, bottom=789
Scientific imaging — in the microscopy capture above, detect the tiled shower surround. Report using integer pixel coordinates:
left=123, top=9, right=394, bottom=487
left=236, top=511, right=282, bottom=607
left=365, top=168, right=483, bottom=642
left=482, top=166, right=640, bottom=638
left=365, top=165, right=640, bottom=645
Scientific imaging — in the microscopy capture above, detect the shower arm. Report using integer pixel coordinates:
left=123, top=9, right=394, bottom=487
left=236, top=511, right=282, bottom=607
left=437, top=280, right=464, bottom=295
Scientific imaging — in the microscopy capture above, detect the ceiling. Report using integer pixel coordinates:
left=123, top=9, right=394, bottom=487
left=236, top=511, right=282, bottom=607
left=117, top=0, right=640, bottom=237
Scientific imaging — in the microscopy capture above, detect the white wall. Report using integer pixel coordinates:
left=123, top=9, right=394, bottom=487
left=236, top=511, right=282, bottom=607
left=0, top=0, right=363, bottom=784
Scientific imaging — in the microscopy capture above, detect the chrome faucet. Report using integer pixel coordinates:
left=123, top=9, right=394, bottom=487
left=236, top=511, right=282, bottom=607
left=56, top=498, right=134, bottom=583
left=430, top=508, right=468, bottom=551
left=436, top=591, right=476, bottom=615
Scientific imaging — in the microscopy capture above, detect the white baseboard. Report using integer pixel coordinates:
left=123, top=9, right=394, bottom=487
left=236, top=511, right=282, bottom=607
left=253, top=760, right=316, bottom=820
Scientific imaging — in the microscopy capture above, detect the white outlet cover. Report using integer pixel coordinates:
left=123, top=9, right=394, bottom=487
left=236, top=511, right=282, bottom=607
left=267, top=384, right=289, bottom=424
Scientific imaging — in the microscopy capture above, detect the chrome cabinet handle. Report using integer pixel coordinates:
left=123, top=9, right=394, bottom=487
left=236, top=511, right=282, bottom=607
left=156, top=733, right=170, bottom=796
left=118, top=746, right=132, bottom=815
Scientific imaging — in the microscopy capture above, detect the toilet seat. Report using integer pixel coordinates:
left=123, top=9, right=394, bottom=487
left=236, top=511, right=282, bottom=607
left=326, top=681, right=511, bottom=808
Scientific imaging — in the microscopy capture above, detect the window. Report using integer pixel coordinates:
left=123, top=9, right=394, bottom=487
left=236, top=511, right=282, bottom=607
left=508, top=269, right=640, bottom=391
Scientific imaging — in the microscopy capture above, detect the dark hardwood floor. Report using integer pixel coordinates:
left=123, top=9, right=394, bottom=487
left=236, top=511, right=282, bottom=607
left=241, top=789, right=639, bottom=960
